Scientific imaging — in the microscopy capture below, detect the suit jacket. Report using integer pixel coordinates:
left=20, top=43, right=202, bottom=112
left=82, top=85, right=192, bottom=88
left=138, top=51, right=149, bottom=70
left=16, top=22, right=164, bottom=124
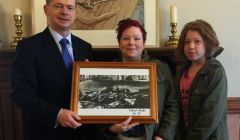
left=11, top=28, right=97, bottom=140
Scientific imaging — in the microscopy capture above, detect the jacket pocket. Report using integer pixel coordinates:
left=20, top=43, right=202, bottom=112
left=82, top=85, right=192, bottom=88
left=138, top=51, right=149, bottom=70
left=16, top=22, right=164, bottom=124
left=190, top=94, right=202, bottom=110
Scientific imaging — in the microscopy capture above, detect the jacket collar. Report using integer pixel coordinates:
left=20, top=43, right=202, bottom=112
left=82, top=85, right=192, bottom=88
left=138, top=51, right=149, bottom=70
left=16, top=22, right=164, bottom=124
left=41, top=27, right=71, bottom=76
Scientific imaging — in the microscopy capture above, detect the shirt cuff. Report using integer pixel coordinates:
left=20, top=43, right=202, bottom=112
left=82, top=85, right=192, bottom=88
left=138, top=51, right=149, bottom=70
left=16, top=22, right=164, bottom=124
left=54, top=108, right=63, bottom=128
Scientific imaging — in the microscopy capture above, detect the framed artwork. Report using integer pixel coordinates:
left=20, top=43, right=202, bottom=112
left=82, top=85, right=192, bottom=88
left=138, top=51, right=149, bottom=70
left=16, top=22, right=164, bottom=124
left=32, top=0, right=160, bottom=48
left=70, top=62, right=158, bottom=124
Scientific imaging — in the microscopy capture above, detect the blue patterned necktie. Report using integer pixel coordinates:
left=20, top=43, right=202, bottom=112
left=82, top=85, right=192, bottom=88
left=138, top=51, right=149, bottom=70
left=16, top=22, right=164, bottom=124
left=59, top=38, right=73, bottom=70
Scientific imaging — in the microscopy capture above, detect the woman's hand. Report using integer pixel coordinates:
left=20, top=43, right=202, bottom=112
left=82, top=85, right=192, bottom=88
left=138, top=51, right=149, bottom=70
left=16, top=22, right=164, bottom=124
left=154, top=136, right=164, bottom=140
left=109, top=116, right=139, bottom=133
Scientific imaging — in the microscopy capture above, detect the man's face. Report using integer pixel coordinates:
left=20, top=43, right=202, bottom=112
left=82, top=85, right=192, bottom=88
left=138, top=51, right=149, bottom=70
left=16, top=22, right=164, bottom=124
left=44, top=0, right=76, bottom=33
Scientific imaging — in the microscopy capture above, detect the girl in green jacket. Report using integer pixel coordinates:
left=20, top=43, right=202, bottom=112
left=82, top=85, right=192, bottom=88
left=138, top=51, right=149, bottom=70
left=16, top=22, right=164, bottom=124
left=175, top=19, right=228, bottom=140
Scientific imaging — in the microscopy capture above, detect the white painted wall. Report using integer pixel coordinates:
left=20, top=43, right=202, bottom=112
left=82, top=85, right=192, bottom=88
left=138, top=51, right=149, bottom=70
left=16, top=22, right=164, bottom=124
left=0, top=0, right=239, bottom=96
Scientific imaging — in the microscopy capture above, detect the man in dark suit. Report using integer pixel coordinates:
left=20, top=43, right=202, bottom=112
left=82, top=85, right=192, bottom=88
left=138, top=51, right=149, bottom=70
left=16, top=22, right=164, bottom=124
left=11, top=0, right=96, bottom=139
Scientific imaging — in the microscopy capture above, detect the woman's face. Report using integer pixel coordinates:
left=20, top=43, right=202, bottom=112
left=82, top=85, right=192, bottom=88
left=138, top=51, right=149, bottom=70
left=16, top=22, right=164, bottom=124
left=119, top=26, right=145, bottom=62
left=184, top=30, right=206, bottom=63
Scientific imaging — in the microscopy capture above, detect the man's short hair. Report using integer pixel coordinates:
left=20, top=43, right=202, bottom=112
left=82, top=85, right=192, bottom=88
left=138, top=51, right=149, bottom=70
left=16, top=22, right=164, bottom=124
left=46, top=0, right=50, bottom=4
left=45, top=0, right=77, bottom=7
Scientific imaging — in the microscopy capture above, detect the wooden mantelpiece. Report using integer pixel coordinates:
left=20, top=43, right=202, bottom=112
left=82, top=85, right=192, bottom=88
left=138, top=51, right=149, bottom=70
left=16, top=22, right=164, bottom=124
left=0, top=48, right=239, bottom=140
left=92, top=47, right=177, bottom=75
left=228, top=97, right=240, bottom=114
left=91, top=47, right=176, bottom=60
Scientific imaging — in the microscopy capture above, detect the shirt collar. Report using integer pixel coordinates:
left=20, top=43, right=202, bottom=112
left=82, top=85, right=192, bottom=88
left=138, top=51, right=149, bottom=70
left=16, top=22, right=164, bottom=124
left=48, top=26, right=72, bottom=46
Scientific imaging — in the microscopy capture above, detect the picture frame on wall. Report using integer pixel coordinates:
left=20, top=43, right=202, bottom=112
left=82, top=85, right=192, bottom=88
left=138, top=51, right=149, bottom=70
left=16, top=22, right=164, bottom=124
left=70, top=62, right=158, bottom=124
left=31, top=0, right=160, bottom=48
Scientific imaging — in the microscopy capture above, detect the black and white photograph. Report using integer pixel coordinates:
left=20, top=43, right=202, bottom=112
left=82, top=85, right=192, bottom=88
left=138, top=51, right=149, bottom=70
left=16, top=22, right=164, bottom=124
left=70, top=62, right=158, bottom=123
left=79, top=74, right=149, bottom=109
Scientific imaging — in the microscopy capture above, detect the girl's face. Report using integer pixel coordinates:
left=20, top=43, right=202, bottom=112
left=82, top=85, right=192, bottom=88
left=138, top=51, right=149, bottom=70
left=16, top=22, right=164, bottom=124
left=119, top=26, right=145, bottom=62
left=184, top=30, right=206, bottom=63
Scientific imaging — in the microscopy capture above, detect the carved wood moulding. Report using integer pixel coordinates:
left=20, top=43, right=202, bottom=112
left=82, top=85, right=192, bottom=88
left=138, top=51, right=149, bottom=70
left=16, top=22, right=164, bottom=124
left=227, top=97, right=240, bottom=114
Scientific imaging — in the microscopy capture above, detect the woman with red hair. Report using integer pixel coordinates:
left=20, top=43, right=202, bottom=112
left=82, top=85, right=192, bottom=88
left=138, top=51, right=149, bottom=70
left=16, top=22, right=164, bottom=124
left=98, top=18, right=179, bottom=140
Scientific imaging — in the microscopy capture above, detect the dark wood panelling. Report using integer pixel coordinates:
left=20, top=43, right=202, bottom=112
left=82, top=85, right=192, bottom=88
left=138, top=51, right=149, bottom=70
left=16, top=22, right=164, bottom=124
left=227, top=114, right=240, bottom=140
left=0, top=49, right=24, bottom=140
left=228, top=97, right=240, bottom=114
left=227, top=97, right=240, bottom=140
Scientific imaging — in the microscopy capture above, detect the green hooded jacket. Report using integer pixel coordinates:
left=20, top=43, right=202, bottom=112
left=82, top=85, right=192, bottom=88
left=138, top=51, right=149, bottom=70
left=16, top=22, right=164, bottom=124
left=175, top=58, right=228, bottom=140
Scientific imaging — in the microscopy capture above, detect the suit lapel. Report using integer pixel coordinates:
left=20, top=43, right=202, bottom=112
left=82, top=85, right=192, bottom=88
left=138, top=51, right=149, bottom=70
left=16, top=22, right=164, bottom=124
left=72, top=35, right=79, bottom=61
left=41, top=28, right=68, bottom=76
left=71, top=35, right=91, bottom=61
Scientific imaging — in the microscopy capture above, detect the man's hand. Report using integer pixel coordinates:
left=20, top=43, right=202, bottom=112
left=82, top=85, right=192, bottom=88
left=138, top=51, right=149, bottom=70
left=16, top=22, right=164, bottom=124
left=109, top=116, right=139, bottom=133
left=57, top=109, right=82, bottom=129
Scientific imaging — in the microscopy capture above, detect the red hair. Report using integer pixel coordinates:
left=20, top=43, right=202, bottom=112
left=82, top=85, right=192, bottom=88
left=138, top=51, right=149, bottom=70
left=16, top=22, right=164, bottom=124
left=116, top=18, right=147, bottom=43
